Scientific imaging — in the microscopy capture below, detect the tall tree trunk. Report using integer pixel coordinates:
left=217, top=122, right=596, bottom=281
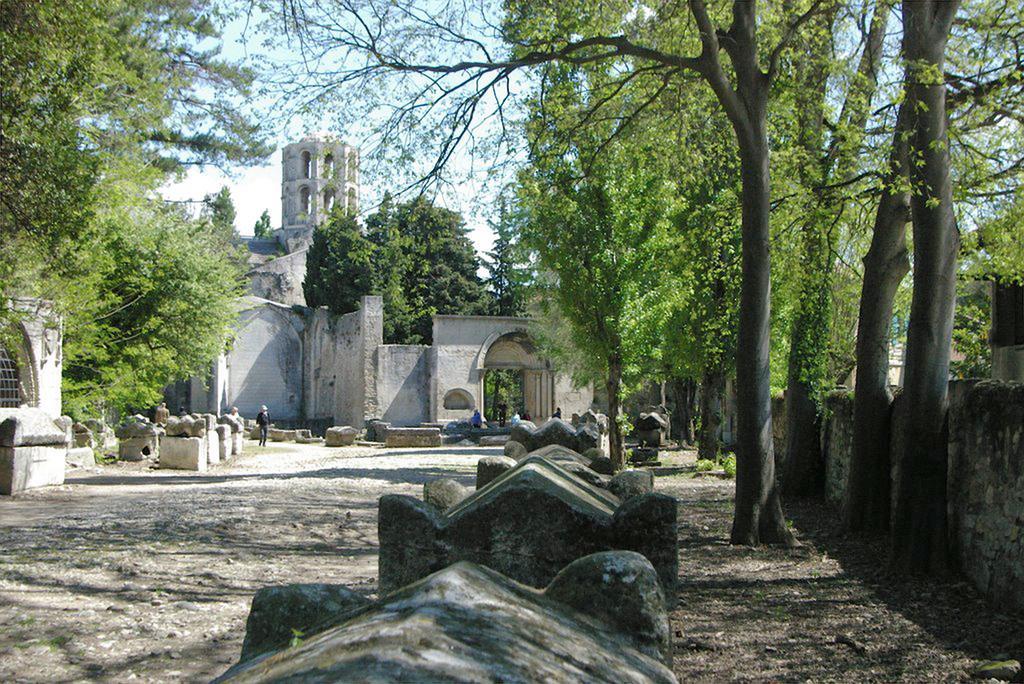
left=697, top=369, right=724, bottom=461
left=890, top=0, right=960, bottom=574
left=730, top=136, right=794, bottom=546
left=607, top=355, right=625, bottom=471
left=844, top=104, right=911, bottom=533
left=668, top=377, right=696, bottom=445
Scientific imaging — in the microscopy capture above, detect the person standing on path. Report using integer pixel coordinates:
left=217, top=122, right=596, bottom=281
left=256, top=405, right=270, bottom=446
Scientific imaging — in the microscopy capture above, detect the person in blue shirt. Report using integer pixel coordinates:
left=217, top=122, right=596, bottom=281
left=471, top=409, right=483, bottom=428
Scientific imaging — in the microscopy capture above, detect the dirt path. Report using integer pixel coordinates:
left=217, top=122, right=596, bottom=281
left=0, top=442, right=1019, bottom=682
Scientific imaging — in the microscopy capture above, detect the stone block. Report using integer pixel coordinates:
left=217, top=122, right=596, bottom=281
left=609, top=469, right=655, bottom=501
left=269, top=428, right=297, bottom=442
left=384, top=427, right=441, bottom=448
left=160, top=436, right=207, bottom=471
left=118, top=436, right=159, bottom=462
left=231, top=432, right=243, bottom=456
left=205, top=432, right=220, bottom=466
left=378, top=456, right=678, bottom=597
left=220, top=553, right=675, bottom=682
left=503, top=439, right=527, bottom=460
left=216, top=425, right=231, bottom=462
left=1, top=445, right=66, bottom=495
left=166, top=415, right=205, bottom=438
left=72, top=422, right=94, bottom=448
left=423, top=478, right=470, bottom=510
left=478, top=435, right=509, bottom=446
left=65, top=446, right=95, bottom=469
left=476, top=455, right=517, bottom=489
left=239, top=583, right=372, bottom=663
left=325, top=426, right=358, bottom=447
left=365, top=420, right=390, bottom=442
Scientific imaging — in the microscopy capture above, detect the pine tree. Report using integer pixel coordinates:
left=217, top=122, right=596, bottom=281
left=484, top=202, right=527, bottom=317
left=253, top=210, right=272, bottom=238
left=304, top=208, right=374, bottom=314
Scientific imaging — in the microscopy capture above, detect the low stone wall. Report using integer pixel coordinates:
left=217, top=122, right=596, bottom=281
left=947, top=381, right=1024, bottom=612
left=819, top=380, right=1023, bottom=611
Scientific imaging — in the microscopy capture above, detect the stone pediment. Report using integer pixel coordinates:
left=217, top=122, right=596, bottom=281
left=378, top=456, right=677, bottom=596
left=218, top=554, right=676, bottom=683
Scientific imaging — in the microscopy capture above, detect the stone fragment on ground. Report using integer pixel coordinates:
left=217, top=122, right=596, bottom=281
left=220, top=553, right=676, bottom=683
left=324, top=426, right=358, bottom=447
left=476, top=455, right=517, bottom=488
left=239, top=583, right=372, bottom=663
left=423, top=477, right=470, bottom=510
left=378, top=455, right=678, bottom=596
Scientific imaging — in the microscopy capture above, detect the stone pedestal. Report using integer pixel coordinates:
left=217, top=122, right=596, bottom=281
left=231, top=433, right=243, bottom=456
left=160, top=436, right=207, bottom=471
left=216, top=425, right=231, bottom=462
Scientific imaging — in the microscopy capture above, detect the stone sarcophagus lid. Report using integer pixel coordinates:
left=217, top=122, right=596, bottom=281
left=378, top=456, right=677, bottom=597
left=0, top=408, right=68, bottom=495
left=217, top=552, right=676, bottom=683
left=115, top=415, right=161, bottom=461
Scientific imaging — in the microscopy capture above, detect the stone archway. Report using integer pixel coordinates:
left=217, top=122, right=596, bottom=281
left=481, top=331, right=553, bottom=421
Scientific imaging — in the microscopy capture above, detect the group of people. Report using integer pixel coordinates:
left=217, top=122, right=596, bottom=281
left=469, top=405, right=561, bottom=428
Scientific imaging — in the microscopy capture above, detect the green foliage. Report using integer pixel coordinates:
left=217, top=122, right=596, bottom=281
left=483, top=369, right=523, bottom=422
left=61, top=166, right=245, bottom=418
left=365, top=196, right=490, bottom=344
left=202, top=186, right=237, bottom=240
left=483, top=202, right=529, bottom=317
left=950, top=282, right=992, bottom=379
left=695, top=459, right=716, bottom=473
left=253, top=210, right=273, bottom=239
left=722, top=455, right=737, bottom=479
left=304, top=209, right=375, bottom=315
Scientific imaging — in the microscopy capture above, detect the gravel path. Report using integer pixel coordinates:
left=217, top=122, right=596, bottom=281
left=1, top=442, right=1019, bottom=682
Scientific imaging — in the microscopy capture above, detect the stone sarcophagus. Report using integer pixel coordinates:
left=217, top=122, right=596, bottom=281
left=0, top=408, right=68, bottom=495
left=378, top=456, right=677, bottom=596
left=384, top=426, right=441, bottom=447
left=217, top=552, right=675, bottom=683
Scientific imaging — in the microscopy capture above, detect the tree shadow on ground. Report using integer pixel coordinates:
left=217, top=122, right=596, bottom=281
left=785, top=496, right=1024, bottom=666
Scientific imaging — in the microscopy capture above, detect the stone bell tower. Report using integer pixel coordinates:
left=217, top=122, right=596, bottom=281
left=279, top=136, right=359, bottom=252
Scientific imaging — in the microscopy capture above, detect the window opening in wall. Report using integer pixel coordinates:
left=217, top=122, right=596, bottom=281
left=0, top=347, right=21, bottom=408
left=301, top=150, right=312, bottom=179
left=300, top=186, right=311, bottom=216
left=324, top=189, right=335, bottom=213
left=324, top=153, right=334, bottom=176
left=346, top=187, right=357, bottom=214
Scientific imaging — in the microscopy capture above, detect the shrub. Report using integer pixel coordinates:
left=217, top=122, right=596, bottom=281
left=695, top=458, right=716, bottom=472
left=722, top=455, right=737, bottom=478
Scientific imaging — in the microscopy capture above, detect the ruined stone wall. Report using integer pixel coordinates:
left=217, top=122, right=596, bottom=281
left=376, top=345, right=430, bottom=426
left=819, top=380, right=1023, bottom=610
left=226, top=302, right=304, bottom=420
left=947, top=381, right=1024, bottom=612
left=246, top=249, right=308, bottom=307
left=820, top=390, right=855, bottom=506
left=329, top=307, right=367, bottom=428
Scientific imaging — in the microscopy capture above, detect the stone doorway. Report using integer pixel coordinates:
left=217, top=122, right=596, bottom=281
left=481, top=331, right=554, bottom=421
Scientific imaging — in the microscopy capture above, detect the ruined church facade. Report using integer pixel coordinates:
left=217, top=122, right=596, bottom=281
left=170, top=136, right=593, bottom=427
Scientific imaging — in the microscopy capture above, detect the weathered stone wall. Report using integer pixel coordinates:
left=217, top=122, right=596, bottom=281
left=820, top=390, right=855, bottom=506
left=225, top=300, right=304, bottom=420
left=820, top=380, right=1023, bottom=611
left=330, top=297, right=381, bottom=428
left=947, top=381, right=1024, bottom=612
left=246, top=249, right=308, bottom=307
left=376, top=345, right=430, bottom=426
